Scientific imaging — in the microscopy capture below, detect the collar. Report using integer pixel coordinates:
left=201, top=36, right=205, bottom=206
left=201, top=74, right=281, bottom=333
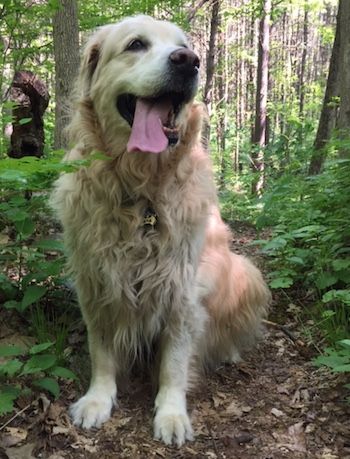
left=143, top=206, right=158, bottom=229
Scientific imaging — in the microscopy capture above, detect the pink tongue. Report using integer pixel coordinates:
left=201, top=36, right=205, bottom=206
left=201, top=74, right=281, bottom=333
left=127, top=97, right=171, bottom=154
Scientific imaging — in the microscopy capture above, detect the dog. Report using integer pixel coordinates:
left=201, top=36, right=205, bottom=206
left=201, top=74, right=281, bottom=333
left=51, top=15, right=270, bottom=447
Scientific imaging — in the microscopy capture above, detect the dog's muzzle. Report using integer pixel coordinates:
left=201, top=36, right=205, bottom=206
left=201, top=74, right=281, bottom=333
left=117, top=48, right=200, bottom=155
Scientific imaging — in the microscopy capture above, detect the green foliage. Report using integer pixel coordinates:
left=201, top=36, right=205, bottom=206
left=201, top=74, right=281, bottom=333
left=257, top=154, right=350, bottom=343
left=0, top=153, right=78, bottom=415
left=0, top=342, right=77, bottom=415
left=314, top=340, right=350, bottom=377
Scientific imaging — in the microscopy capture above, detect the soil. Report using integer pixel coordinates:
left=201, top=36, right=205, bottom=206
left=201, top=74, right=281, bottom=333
left=1, top=223, right=349, bottom=459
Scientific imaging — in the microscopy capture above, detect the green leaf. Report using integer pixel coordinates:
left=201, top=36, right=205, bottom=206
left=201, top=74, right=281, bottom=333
left=269, top=277, right=294, bottom=289
left=30, top=342, right=54, bottom=355
left=0, top=359, right=23, bottom=376
left=50, top=366, right=78, bottom=380
left=332, top=259, right=350, bottom=271
left=333, top=364, right=350, bottom=373
left=18, top=117, right=32, bottom=125
left=0, top=344, right=25, bottom=357
left=339, top=339, right=350, bottom=348
left=322, top=289, right=350, bottom=305
left=0, top=386, right=20, bottom=415
left=21, top=354, right=57, bottom=375
left=15, top=217, right=35, bottom=237
left=316, top=273, right=338, bottom=290
left=3, top=300, right=22, bottom=311
left=313, top=353, right=349, bottom=369
left=21, top=285, right=47, bottom=311
left=32, top=377, right=60, bottom=398
left=33, top=239, right=65, bottom=252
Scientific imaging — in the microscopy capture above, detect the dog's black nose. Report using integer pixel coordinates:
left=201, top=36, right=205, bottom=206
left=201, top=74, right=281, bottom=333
left=169, top=48, right=200, bottom=76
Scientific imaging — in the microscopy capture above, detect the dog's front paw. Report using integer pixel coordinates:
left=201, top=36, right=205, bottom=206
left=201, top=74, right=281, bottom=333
left=70, top=390, right=116, bottom=429
left=154, top=408, right=193, bottom=447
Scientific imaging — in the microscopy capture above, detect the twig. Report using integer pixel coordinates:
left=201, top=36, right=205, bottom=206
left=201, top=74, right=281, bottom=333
left=0, top=403, right=31, bottom=431
left=205, top=421, right=220, bottom=457
left=262, top=319, right=305, bottom=346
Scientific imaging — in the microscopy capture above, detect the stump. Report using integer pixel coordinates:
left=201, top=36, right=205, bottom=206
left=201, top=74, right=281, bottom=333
left=8, top=71, right=50, bottom=158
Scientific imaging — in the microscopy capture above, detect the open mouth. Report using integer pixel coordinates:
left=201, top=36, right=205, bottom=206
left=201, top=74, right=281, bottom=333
left=117, top=92, right=188, bottom=154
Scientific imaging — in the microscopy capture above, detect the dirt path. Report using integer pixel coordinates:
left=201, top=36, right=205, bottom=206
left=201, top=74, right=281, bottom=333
left=1, top=224, right=349, bottom=459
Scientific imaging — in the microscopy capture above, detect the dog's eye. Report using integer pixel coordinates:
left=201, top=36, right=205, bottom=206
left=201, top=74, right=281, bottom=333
left=126, top=39, right=147, bottom=52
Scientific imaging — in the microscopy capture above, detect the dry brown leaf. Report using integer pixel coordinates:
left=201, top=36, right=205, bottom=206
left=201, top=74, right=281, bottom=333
left=1, top=428, right=27, bottom=448
left=225, top=400, right=243, bottom=417
left=271, top=407, right=285, bottom=418
left=4, top=443, right=35, bottom=459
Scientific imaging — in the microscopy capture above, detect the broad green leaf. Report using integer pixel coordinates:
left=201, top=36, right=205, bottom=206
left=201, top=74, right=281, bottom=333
left=34, top=239, right=65, bottom=252
left=21, top=354, right=57, bottom=375
left=0, top=359, right=23, bottom=376
left=0, top=386, right=20, bottom=415
left=0, top=170, right=26, bottom=181
left=316, top=273, right=338, bottom=290
left=32, top=377, right=60, bottom=398
left=3, top=300, right=22, bottom=311
left=332, top=259, right=350, bottom=271
left=0, top=344, right=25, bottom=357
left=339, top=340, right=350, bottom=348
left=30, top=342, right=54, bottom=355
left=15, top=217, right=35, bottom=238
left=21, top=285, right=47, bottom=310
left=333, top=364, right=350, bottom=373
left=269, top=277, right=293, bottom=289
left=313, top=354, right=349, bottom=369
left=322, top=289, right=350, bottom=305
left=18, top=117, right=32, bottom=125
left=50, top=366, right=78, bottom=380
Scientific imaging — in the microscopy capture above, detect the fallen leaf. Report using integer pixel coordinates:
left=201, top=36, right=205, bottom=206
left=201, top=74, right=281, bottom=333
left=4, top=443, right=35, bottom=459
left=271, top=407, right=285, bottom=418
left=225, top=400, right=243, bottom=417
left=1, top=428, right=27, bottom=448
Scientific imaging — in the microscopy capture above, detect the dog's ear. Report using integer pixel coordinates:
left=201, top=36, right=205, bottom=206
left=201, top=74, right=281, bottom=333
left=77, top=40, right=101, bottom=97
left=86, top=44, right=100, bottom=80
left=76, top=26, right=111, bottom=98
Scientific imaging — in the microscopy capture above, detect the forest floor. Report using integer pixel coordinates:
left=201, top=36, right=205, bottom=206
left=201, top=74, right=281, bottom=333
left=0, top=222, right=349, bottom=459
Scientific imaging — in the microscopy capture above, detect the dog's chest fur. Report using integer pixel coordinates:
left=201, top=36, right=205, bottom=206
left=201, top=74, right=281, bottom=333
left=55, top=158, right=212, bottom=317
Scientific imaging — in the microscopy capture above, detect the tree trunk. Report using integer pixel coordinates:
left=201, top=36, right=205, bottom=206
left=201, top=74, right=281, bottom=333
left=251, top=0, right=271, bottom=195
left=299, top=8, right=309, bottom=120
left=203, top=0, right=220, bottom=110
left=336, top=0, right=350, bottom=158
left=52, top=0, right=79, bottom=150
left=308, top=3, right=341, bottom=175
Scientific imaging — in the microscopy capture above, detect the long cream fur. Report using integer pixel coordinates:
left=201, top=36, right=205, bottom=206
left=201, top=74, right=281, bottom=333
left=51, top=15, right=270, bottom=447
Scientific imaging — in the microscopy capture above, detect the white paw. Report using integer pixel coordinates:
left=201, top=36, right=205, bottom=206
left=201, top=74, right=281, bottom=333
left=70, top=390, right=116, bottom=429
left=154, top=407, right=193, bottom=447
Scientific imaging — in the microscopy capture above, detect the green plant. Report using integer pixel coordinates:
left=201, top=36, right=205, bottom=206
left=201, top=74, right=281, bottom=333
left=0, top=341, right=77, bottom=415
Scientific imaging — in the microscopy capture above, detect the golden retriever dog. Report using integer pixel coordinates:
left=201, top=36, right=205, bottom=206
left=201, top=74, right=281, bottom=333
left=51, top=15, right=270, bottom=446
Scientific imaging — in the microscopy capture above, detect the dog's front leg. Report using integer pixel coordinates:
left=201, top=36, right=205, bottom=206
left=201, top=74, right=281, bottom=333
left=70, top=329, right=117, bottom=428
left=154, top=326, right=194, bottom=447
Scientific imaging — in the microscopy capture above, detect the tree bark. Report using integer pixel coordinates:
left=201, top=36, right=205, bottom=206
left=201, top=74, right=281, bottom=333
left=336, top=0, right=350, bottom=158
left=308, top=3, right=341, bottom=175
left=52, top=0, right=79, bottom=150
left=203, top=0, right=220, bottom=110
left=251, top=0, right=271, bottom=195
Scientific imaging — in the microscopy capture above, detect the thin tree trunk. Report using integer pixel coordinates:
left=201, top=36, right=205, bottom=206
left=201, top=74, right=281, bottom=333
left=53, top=0, right=79, bottom=150
left=336, top=0, right=350, bottom=158
left=299, top=7, right=309, bottom=120
left=203, top=0, right=220, bottom=110
left=251, top=0, right=271, bottom=195
left=308, top=2, right=341, bottom=175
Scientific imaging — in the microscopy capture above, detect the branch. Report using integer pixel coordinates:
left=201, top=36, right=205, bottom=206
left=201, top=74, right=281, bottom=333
left=187, top=0, right=213, bottom=22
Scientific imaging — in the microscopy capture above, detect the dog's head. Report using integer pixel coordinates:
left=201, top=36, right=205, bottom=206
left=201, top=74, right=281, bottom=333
left=77, top=16, right=200, bottom=156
